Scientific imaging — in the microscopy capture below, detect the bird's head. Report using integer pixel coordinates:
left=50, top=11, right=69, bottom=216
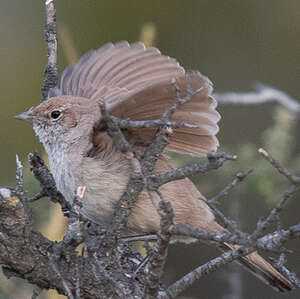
left=15, top=96, right=101, bottom=152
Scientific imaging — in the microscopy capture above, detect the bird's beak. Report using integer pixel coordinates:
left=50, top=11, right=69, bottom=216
left=14, top=107, right=35, bottom=122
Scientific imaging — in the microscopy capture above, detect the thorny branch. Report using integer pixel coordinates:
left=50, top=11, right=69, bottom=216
left=1, top=1, right=299, bottom=298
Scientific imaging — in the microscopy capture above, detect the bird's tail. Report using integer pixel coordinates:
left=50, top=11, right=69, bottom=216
left=223, top=242, right=293, bottom=292
left=208, top=222, right=294, bottom=292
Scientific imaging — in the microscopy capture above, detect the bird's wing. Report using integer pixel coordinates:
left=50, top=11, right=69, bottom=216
left=59, top=41, right=220, bottom=156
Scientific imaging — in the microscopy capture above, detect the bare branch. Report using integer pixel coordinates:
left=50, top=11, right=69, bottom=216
left=100, top=103, right=131, bottom=153
left=250, top=149, right=300, bottom=241
left=42, top=0, right=58, bottom=101
left=142, top=126, right=173, bottom=176
left=48, top=252, right=74, bottom=299
left=272, top=254, right=300, bottom=288
left=148, top=152, right=237, bottom=189
left=214, top=83, right=300, bottom=118
left=258, top=148, right=300, bottom=184
left=170, top=223, right=245, bottom=245
left=145, top=200, right=174, bottom=298
left=164, top=245, right=255, bottom=299
left=110, top=116, right=199, bottom=129
left=108, top=167, right=145, bottom=237
left=208, top=170, right=253, bottom=204
left=15, top=154, right=24, bottom=197
left=32, top=286, right=43, bottom=299
left=28, top=152, right=69, bottom=210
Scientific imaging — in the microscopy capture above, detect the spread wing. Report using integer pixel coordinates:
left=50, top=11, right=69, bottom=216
left=59, top=41, right=220, bottom=156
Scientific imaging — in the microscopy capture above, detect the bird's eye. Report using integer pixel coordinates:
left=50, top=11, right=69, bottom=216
left=50, top=110, right=61, bottom=119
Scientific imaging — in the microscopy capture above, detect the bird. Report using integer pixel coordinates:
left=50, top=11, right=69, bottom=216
left=15, top=41, right=293, bottom=292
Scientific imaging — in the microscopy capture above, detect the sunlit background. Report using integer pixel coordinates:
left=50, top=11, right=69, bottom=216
left=0, top=1, right=300, bottom=298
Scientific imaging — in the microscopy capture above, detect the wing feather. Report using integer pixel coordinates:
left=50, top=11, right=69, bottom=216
left=59, top=42, right=220, bottom=156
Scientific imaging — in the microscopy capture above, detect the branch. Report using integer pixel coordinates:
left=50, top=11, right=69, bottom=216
left=100, top=103, right=131, bottom=153
left=148, top=152, right=237, bottom=189
left=250, top=149, right=300, bottom=240
left=258, top=148, right=300, bottom=184
left=144, top=200, right=174, bottom=298
left=28, top=152, right=69, bottom=211
left=164, top=245, right=255, bottom=299
left=110, top=116, right=199, bottom=129
left=0, top=184, right=145, bottom=298
left=214, top=83, right=300, bottom=118
left=42, top=0, right=58, bottom=101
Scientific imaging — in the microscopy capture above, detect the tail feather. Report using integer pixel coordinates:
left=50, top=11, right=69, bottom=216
left=224, top=243, right=294, bottom=292
left=207, top=221, right=294, bottom=292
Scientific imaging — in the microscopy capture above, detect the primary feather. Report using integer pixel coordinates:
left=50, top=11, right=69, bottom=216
left=59, top=41, right=220, bottom=156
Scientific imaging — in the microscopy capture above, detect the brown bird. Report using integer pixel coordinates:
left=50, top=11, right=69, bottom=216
left=16, top=41, right=293, bottom=292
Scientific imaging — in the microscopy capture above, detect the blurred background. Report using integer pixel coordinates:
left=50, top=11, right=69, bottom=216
left=0, top=0, right=300, bottom=298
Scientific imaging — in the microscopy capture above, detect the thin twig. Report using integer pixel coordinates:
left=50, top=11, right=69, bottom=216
left=258, top=148, right=300, bottom=184
left=208, top=170, right=253, bottom=204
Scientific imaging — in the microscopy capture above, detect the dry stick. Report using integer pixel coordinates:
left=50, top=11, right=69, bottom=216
left=148, top=152, right=237, bottom=189
left=15, top=155, right=25, bottom=197
left=111, top=116, right=199, bottom=129
left=61, top=187, right=85, bottom=247
left=121, top=234, right=158, bottom=242
left=42, top=0, right=58, bottom=101
left=28, top=190, right=48, bottom=202
left=170, top=223, right=244, bottom=246
left=214, top=83, right=300, bottom=118
left=163, top=151, right=300, bottom=297
left=273, top=253, right=300, bottom=287
left=165, top=220, right=300, bottom=299
left=164, top=245, right=256, bottom=299
left=92, top=258, right=136, bottom=299
left=142, top=125, right=173, bottom=176
left=204, top=170, right=253, bottom=236
left=48, top=252, right=74, bottom=299
left=75, top=262, right=80, bottom=299
left=251, top=149, right=300, bottom=240
left=258, top=148, right=300, bottom=184
left=31, top=287, right=43, bottom=299
left=144, top=199, right=174, bottom=298
left=100, top=104, right=145, bottom=236
left=208, top=170, right=253, bottom=204
left=100, top=103, right=131, bottom=153
left=28, top=152, right=69, bottom=209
